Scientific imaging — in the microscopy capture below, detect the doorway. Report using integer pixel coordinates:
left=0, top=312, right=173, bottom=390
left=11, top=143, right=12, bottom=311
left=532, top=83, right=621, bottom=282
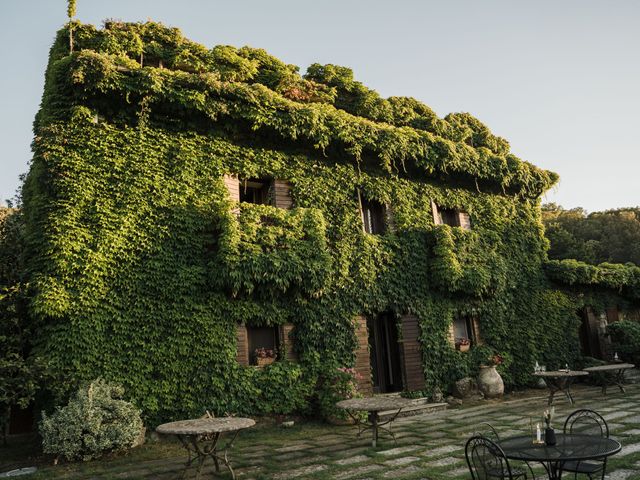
left=578, top=308, right=603, bottom=359
left=367, top=313, right=403, bottom=394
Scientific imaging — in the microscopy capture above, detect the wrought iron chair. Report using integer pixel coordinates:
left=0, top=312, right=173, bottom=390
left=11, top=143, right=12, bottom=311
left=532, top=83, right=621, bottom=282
left=562, top=409, right=609, bottom=480
left=475, top=423, right=534, bottom=480
left=466, top=435, right=518, bottom=480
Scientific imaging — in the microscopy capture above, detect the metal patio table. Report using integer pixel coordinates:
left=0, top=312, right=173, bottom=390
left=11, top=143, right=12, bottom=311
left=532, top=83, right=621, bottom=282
left=534, top=370, right=588, bottom=405
left=336, top=396, right=415, bottom=448
left=156, top=417, right=255, bottom=479
left=499, top=433, right=621, bottom=480
left=583, top=363, right=635, bottom=395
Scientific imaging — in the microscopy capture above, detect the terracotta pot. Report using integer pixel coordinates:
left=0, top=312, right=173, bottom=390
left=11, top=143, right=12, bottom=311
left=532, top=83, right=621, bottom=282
left=256, top=357, right=275, bottom=367
left=478, top=365, right=504, bottom=399
left=457, top=343, right=470, bottom=352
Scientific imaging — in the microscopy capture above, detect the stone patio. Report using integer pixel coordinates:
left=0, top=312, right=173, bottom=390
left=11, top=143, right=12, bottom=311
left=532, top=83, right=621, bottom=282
left=16, top=384, right=640, bottom=479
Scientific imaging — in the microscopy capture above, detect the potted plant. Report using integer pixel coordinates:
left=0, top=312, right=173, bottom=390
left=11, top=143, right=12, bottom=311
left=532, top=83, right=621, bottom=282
left=254, top=347, right=276, bottom=367
left=455, top=338, right=471, bottom=352
left=543, top=407, right=556, bottom=445
left=478, top=353, right=504, bottom=399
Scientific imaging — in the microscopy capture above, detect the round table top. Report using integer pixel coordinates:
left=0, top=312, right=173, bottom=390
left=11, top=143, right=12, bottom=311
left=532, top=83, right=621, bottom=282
left=584, top=363, right=635, bottom=372
left=499, top=434, right=621, bottom=462
left=336, top=396, right=415, bottom=412
left=533, top=370, right=589, bottom=378
left=156, top=417, right=256, bottom=436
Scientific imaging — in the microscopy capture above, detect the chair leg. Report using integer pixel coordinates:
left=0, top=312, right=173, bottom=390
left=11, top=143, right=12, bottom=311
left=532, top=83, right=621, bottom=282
left=524, top=461, right=535, bottom=480
left=600, top=459, right=607, bottom=480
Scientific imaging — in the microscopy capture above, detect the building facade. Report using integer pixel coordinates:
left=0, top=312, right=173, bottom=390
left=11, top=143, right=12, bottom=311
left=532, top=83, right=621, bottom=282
left=21, top=21, right=639, bottom=424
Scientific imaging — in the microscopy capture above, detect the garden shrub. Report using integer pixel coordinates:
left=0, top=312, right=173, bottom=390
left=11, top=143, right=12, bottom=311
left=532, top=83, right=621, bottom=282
left=39, top=379, right=143, bottom=462
left=607, top=320, right=640, bottom=365
left=254, top=361, right=313, bottom=416
left=315, top=364, right=362, bottom=422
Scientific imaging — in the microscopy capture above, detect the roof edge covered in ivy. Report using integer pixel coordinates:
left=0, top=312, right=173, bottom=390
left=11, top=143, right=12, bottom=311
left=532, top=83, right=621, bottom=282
left=544, top=259, right=640, bottom=300
left=39, top=20, right=558, bottom=198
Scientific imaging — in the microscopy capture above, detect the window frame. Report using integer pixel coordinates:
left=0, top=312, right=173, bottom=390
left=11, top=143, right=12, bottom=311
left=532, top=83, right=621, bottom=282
left=360, top=194, right=387, bottom=235
left=246, top=325, right=280, bottom=365
left=432, top=201, right=472, bottom=230
left=452, top=315, right=478, bottom=347
left=239, top=178, right=274, bottom=205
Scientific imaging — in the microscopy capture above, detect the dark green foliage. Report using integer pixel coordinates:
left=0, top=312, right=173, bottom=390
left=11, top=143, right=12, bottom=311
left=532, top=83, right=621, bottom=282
left=21, top=21, right=632, bottom=425
left=543, top=204, right=640, bottom=265
left=314, top=363, right=361, bottom=421
left=0, top=209, right=49, bottom=444
left=607, top=321, right=640, bottom=365
left=252, top=362, right=313, bottom=416
left=544, top=259, right=640, bottom=300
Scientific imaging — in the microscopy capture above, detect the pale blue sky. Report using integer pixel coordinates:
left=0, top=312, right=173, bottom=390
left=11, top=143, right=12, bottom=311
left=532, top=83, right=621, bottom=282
left=1, top=0, right=639, bottom=211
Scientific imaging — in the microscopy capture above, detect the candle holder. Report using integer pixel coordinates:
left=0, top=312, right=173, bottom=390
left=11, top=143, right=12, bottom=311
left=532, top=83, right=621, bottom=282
left=530, top=418, right=545, bottom=445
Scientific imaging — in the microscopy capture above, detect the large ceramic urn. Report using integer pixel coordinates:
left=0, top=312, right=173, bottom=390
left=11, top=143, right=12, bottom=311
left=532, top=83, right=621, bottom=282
left=478, top=365, right=504, bottom=398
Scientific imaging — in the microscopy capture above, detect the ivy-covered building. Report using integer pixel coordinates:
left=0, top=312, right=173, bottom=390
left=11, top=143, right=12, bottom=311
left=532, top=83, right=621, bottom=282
left=22, top=21, right=640, bottom=424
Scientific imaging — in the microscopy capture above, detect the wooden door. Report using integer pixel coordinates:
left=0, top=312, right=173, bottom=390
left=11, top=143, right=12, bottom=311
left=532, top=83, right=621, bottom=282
left=368, top=313, right=402, bottom=393
left=399, top=314, right=426, bottom=391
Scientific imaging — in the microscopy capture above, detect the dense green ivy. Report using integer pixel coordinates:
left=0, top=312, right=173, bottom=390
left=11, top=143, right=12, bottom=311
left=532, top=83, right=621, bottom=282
left=20, top=21, right=638, bottom=425
left=545, top=259, right=640, bottom=299
left=214, top=204, right=331, bottom=296
left=36, top=22, right=557, bottom=199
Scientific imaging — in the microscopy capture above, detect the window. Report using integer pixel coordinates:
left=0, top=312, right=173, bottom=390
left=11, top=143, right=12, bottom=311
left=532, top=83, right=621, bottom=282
left=361, top=197, right=386, bottom=235
left=247, top=325, right=279, bottom=365
left=432, top=201, right=471, bottom=230
left=439, top=208, right=459, bottom=227
left=453, top=316, right=476, bottom=345
left=240, top=178, right=273, bottom=205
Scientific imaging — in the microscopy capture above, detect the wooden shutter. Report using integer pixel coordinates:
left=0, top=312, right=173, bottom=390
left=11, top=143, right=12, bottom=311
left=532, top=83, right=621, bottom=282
left=399, top=315, right=426, bottom=391
left=431, top=199, right=441, bottom=225
left=236, top=324, right=249, bottom=366
left=606, top=307, right=619, bottom=323
left=279, top=323, right=297, bottom=361
left=458, top=212, right=471, bottom=230
left=470, top=316, right=482, bottom=344
left=224, top=175, right=240, bottom=202
left=273, top=180, right=293, bottom=209
left=354, top=316, right=373, bottom=396
left=385, top=203, right=396, bottom=233
left=447, top=323, right=456, bottom=347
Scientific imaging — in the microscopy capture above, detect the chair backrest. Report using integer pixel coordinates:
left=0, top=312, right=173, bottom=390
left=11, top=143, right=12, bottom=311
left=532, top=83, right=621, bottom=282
left=465, top=435, right=514, bottom=480
left=475, top=422, right=500, bottom=441
left=563, top=409, right=609, bottom=438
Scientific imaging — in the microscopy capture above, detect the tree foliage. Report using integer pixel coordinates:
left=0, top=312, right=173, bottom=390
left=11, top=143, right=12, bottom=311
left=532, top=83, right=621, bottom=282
left=0, top=208, right=48, bottom=445
left=543, top=203, right=640, bottom=265
left=67, top=0, right=77, bottom=19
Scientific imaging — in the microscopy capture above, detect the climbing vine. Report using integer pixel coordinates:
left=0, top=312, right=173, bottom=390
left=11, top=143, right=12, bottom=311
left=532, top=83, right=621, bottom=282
left=20, top=21, right=639, bottom=425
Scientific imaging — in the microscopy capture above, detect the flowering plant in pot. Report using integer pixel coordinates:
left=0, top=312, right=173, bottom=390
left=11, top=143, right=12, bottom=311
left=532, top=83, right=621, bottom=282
left=254, top=347, right=276, bottom=367
left=543, top=407, right=556, bottom=445
left=478, top=352, right=505, bottom=398
left=488, top=353, right=503, bottom=366
left=455, top=338, right=471, bottom=352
